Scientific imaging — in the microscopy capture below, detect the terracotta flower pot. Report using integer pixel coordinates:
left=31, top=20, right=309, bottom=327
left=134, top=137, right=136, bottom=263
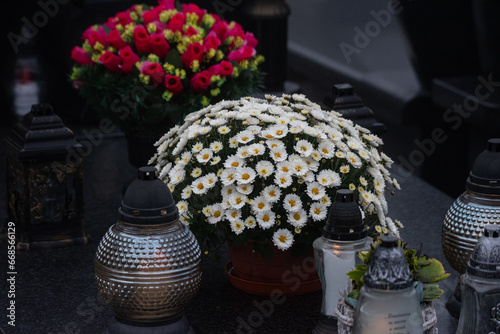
left=225, top=242, right=321, bottom=296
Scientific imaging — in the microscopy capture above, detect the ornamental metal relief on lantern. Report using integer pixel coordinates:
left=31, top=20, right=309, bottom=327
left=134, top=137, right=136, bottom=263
left=313, top=189, right=370, bottom=334
left=2, top=103, right=87, bottom=250
left=442, top=138, right=500, bottom=274
left=457, top=224, right=500, bottom=334
left=95, top=166, right=202, bottom=334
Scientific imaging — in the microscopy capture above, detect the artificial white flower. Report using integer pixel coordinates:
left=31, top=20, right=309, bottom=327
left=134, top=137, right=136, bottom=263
left=181, top=186, right=192, bottom=199
left=244, top=216, right=257, bottom=229
left=339, top=165, right=350, bottom=174
left=210, top=141, right=223, bottom=152
left=177, top=201, right=188, bottom=214
left=374, top=177, right=386, bottom=192
left=218, top=126, right=230, bottom=134
left=318, top=141, right=335, bottom=158
left=191, top=168, right=202, bottom=178
left=191, top=178, right=208, bottom=195
left=220, top=168, right=236, bottom=186
left=266, top=139, right=285, bottom=150
left=346, top=152, right=362, bottom=168
left=270, top=147, right=288, bottom=162
left=276, top=161, right=293, bottom=174
left=211, top=156, right=221, bottom=165
left=287, top=209, right=308, bottom=228
left=192, top=142, right=203, bottom=153
left=272, top=228, right=294, bottom=250
left=236, top=130, right=255, bottom=144
left=249, top=143, right=266, bottom=156
left=290, top=158, right=309, bottom=176
left=180, top=152, right=192, bottom=164
left=202, top=173, right=218, bottom=189
left=208, top=204, right=225, bottom=224
left=225, top=208, right=241, bottom=222
left=295, top=140, right=314, bottom=157
left=252, top=195, right=270, bottom=212
left=221, top=184, right=236, bottom=198
left=229, top=137, right=238, bottom=148
left=196, top=148, right=213, bottom=164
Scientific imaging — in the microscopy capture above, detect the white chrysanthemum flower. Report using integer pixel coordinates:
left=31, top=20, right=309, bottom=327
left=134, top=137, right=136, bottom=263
left=273, top=228, right=294, bottom=250
left=339, top=165, right=350, bottom=174
left=252, top=195, right=270, bottom=212
left=211, top=156, right=221, bottom=165
left=236, top=145, right=251, bottom=159
left=237, top=184, right=253, bottom=195
left=225, top=208, right=241, bottom=222
left=257, top=210, right=276, bottom=229
left=306, top=182, right=326, bottom=200
left=317, top=169, right=339, bottom=187
left=244, top=216, right=257, bottom=229
left=181, top=186, right=192, bottom=199
left=300, top=170, right=315, bottom=182
left=335, top=151, right=346, bottom=159
left=359, top=176, right=368, bottom=187
left=192, top=142, right=203, bottom=153
left=202, top=205, right=212, bottom=217
left=289, top=156, right=308, bottom=176
left=177, top=201, right=188, bottom=215
left=336, top=141, right=349, bottom=152
left=283, top=194, right=303, bottom=212
left=358, top=149, right=370, bottom=161
left=304, top=126, right=325, bottom=139
left=209, top=118, right=227, bottom=126
left=287, top=209, right=308, bottom=228
left=346, top=152, right=362, bottom=168
left=274, top=171, right=293, bottom=188
left=310, top=150, right=322, bottom=161
left=159, top=162, right=172, bottom=179
left=303, top=157, right=319, bottom=172
left=255, top=160, right=274, bottom=179
left=180, top=152, right=192, bottom=164
left=295, top=140, right=313, bottom=157
left=270, top=147, right=288, bottom=162
left=374, top=177, right=385, bottom=192
left=276, top=161, right=293, bottom=174
left=220, top=168, right=236, bottom=186
left=230, top=220, right=245, bottom=235
left=393, top=178, right=401, bottom=190
left=318, top=141, right=335, bottom=158
left=262, top=185, right=281, bottom=203
left=199, top=126, right=211, bottom=135
left=229, top=137, right=238, bottom=148
left=290, top=126, right=301, bottom=134
left=191, top=178, right=208, bottom=195
left=202, top=173, right=218, bottom=189
left=169, top=169, right=186, bottom=185
left=268, top=124, right=288, bottom=138
left=266, top=139, right=285, bottom=150
left=196, top=148, right=213, bottom=164
left=229, top=193, right=247, bottom=209
left=207, top=204, right=224, bottom=224
left=290, top=119, right=308, bottom=129
left=320, top=195, right=332, bottom=206
left=249, top=143, right=266, bottom=156
left=221, top=184, right=237, bottom=198
left=327, top=129, right=343, bottom=142
left=236, top=130, right=255, bottom=144
left=210, top=141, right=223, bottom=153
left=235, top=167, right=257, bottom=184
left=224, top=155, right=245, bottom=169
left=310, top=202, right=328, bottom=221
left=347, top=138, right=362, bottom=150
left=218, top=125, right=230, bottom=134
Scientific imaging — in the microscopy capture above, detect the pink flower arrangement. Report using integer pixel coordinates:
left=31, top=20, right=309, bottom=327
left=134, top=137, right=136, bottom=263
left=70, top=0, right=264, bottom=139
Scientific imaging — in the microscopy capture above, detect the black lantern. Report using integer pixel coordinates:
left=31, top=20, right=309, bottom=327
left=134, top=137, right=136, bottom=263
left=2, top=103, right=87, bottom=250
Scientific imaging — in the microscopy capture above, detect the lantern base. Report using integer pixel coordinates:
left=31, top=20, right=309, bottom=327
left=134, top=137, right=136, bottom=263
left=106, top=314, right=195, bottom=334
left=16, top=235, right=89, bottom=251
left=312, top=314, right=338, bottom=334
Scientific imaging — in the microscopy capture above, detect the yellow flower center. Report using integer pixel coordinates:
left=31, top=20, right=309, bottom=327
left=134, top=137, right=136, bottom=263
left=197, top=183, right=204, bottom=190
left=276, top=130, right=283, bottom=135
left=293, top=213, right=300, bottom=220
left=279, top=235, right=287, bottom=243
left=203, top=154, right=209, bottom=159
left=312, top=188, right=319, bottom=195
left=242, top=173, right=250, bottom=180
left=231, top=211, right=238, bottom=218
left=214, top=211, right=221, bottom=218
left=269, top=190, right=276, bottom=197
left=289, top=200, right=296, bottom=207
left=258, top=202, right=265, bottom=210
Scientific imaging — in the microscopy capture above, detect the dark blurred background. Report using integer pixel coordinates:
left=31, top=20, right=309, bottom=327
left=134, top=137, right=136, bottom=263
left=1, top=0, right=500, bottom=197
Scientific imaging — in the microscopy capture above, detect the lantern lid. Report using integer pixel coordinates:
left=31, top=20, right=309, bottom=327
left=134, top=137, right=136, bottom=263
left=119, top=166, right=179, bottom=225
left=364, top=236, right=414, bottom=290
left=467, top=224, right=500, bottom=279
left=466, top=138, right=500, bottom=195
left=323, top=189, right=367, bottom=241
left=2, top=103, right=82, bottom=160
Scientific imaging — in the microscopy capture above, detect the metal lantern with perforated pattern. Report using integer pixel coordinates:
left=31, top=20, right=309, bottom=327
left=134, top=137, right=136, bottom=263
left=94, top=166, right=202, bottom=334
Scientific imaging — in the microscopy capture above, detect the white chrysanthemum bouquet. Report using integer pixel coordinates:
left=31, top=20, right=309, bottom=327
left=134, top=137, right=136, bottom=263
left=150, top=94, right=402, bottom=257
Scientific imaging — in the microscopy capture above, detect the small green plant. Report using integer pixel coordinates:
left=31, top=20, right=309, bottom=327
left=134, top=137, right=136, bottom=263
left=346, top=238, right=450, bottom=308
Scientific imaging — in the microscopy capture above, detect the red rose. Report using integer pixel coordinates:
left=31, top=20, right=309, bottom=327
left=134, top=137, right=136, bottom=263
left=228, top=46, right=255, bottom=62
left=210, top=21, right=228, bottom=41
left=185, top=26, right=198, bottom=37
left=151, top=33, right=170, bottom=58
left=71, top=46, right=93, bottom=65
left=81, top=26, right=95, bottom=40
left=165, top=74, right=183, bottom=95
left=142, top=10, right=158, bottom=26
left=108, top=30, right=128, bottom=50
left=116, top=11, right=133, bottom=26
left=190, top=71, right=211, bottom=92
left=99, top=51, right=121, bottom=72
left=144, top=62, right=165, bottom=86
left=219, top=60, right=234, bottom=77
left=244, top=32, right=258, bottom=48
left=168, top=13, right=185, bottom=32
left=118, top=46, right=140, bottom=73
left=180, top=42, right=203, bottom=69
left=203, top=35, right=220, bottom=51
left=157, top=0, right=175, bottom=10
left=88, top=27, right=108, bottom=48
left=133, top=26, right=151, bottom=54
